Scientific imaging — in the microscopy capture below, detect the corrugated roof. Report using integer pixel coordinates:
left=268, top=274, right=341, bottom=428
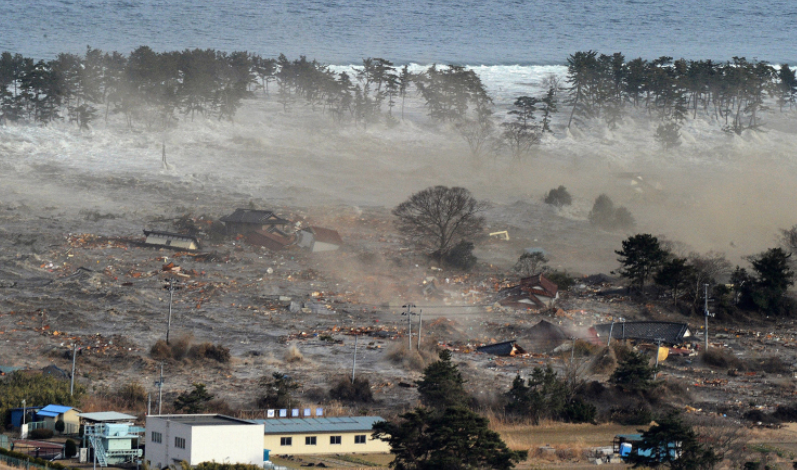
left=220, top=209, right=291, bottom=225
left=594, top=321, right=691, bottom=344
left=39, top=405, right=76, bottom=415
left=80, top=412, right=138, bottom=422
left=256, top=416, right=384, bottom=434
left=246, top=229, right=296, bottom=250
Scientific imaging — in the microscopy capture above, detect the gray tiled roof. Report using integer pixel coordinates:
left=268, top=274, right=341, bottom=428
left=594, top=321, right=691, bottom=344
left=256, top=416, right=384, bottom=434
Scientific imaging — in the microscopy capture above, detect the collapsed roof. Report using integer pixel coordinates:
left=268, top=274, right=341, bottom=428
left=220, top=209, right=291, bottom=226
left=594, top=321, right=692, bottom=344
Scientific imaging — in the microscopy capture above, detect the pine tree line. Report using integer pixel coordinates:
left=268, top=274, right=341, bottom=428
left=565, top=50, right=797, bottom=136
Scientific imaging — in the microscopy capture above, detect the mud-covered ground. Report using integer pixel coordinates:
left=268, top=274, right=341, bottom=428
left=1, top=95, right=797, bottom=421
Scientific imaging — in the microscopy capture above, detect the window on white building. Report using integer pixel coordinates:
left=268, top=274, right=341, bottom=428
left=151, top=432, right=162, bottom=444
left=175, top=437, right=186, bottom=449
left=355, top=435, right=366, bottom=444
left=330, top=436, right=341, bottom=445
left=305, top=436, right=317, bottom=445
left=280, top=437, right=292, bottom=446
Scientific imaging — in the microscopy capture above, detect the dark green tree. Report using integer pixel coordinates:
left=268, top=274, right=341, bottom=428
left=372, top=406, right=527, bottom=470
left=654, top=257, right=695, bottom=305
left=610, top=350, right=658, bottom=393
left=655, top=122, right=681, bottom=149
left=508, top=366, right=595, bottom=424
left=626, top=413, right=720, bottom=469
left=501, top=95, right=540, bottom=161
left=257, top=372, right=299, bottom=409
left=616, top=234, right=669, bottom=290
left=540, top=86, right=558, bottom=133
left=589, top=194, right=635, bottom=230
left=416, top=350, right=469, bottom=410
left=174, top=383, right=214, bottom=413
left=55, top=419, right=66, bottom=433
left=746, top=248, right=794, bottom=313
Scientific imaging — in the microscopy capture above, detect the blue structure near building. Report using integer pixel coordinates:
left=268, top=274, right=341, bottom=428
left=9, top=406, right=43, bottom=428
left=613, top=434, right=680, bottom=462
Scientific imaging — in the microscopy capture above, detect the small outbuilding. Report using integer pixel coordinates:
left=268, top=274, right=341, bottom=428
left=36, top=405, right=81, bottom=434
left=258, top=416, right=388, bottom=456
left=145, top=414, right=263, bottom=469
left=9, top=406, right=42, bottom=428
left=143, top=230, right=200, bottom=251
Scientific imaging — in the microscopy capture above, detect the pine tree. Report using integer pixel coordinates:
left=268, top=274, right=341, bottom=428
left=416, top=350, right=469, bottom=410
left=174, top=383, right=214, bottom=413
left=615, top=234, right=669, bottom=290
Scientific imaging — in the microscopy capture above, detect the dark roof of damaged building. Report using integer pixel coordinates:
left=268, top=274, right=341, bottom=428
left=594, top=321, right=692, bottom=344
left=305, top=226, right=343, bottom=246
left=220, top=209, right=291, bottom=225
left=246, top=229, right=296, bottom=250
left=519, top=319, right=570, bottom=351
left=476, top=340, right=527, bottom=356
left=495, top=274, right=559, bottom=308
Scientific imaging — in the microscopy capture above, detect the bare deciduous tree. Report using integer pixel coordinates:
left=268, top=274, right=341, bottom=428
left=779, top=224, right=797, bottom=254
left=686, top=413, right=751, bottom=466
left=514, top=251, right=549, bottom=276
left=393, top=186, right=487, bottom=263
left=687, top=251, right=732, bottom=311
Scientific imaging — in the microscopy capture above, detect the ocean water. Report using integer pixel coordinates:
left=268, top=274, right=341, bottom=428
left=1, top=0, right=795, bottom=66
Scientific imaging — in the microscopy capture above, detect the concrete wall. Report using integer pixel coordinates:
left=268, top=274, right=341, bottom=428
left=312, top=241, right=339, bottom=252
left=265, top=431, right=389, bottom=456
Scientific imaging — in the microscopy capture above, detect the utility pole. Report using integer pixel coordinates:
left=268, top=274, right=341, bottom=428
left=654, top=338, right=663, bottom=379
left=607, top=322, right=615, bottom=347
left=147, top=393, right=151, bottom=416
left=402, top=304, right=415, bottom=351
left=417, top=309, right=423, bottom=350
left=70, top=344, right=77, bottom=396
left=166, top=278, right=176, bottom=345
left=704, top=283, right=710, bottom=352
left=155, top=364, right=164, bottom=415
left=21, top=399, right=26, bottom=427
left=351, top=335, right=358, bottom=383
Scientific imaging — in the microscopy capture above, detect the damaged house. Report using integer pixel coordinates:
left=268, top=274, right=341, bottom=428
left=594, top=321, right=692, bottom=346
left=296, top=226, right=343, bottom=252
left=246, top=229, right=297, bottom=251
left=476, top=340, right=527, bottom=357
left=143, top=230, right=200, bottom=251
left=220, top=209, right=292, bottom=236
left=495, top=274, right=559, bottom=309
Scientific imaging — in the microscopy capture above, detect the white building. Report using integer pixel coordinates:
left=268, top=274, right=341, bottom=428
left=144, top=415, right=263, bottom=469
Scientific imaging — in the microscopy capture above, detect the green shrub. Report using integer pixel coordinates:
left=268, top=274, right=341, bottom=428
left=545, top=270, right=576, bottom=291
left=64, top=439, right=77, bottom=458
left=30, top=428, right=54, bottom=439
left=440, top=241, right=477, bottom=271
left=0, top=448, right=66, bottom=469
left=544, top=186, right=572, bottom=207
left=330, top=377, right=374, bottom=403
left=55, top=419, right=65, bottom=433
left=189, top=343, right=231, bottom=363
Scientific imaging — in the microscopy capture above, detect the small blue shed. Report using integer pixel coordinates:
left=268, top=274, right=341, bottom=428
left=9, top=406, right=43, bottom=428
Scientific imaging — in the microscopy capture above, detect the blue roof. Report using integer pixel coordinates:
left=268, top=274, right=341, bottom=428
left=256, top=416, right=384, bottom=435
left=38, top=405, right=75, bottom=416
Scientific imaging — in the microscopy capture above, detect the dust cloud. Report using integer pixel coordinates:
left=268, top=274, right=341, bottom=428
left=1, top=95, right=795, bottom=275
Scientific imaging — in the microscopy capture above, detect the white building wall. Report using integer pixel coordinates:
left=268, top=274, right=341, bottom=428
left=190, top=424, right=263, bottom=466
left=145, top=416, right=263, bottom=468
